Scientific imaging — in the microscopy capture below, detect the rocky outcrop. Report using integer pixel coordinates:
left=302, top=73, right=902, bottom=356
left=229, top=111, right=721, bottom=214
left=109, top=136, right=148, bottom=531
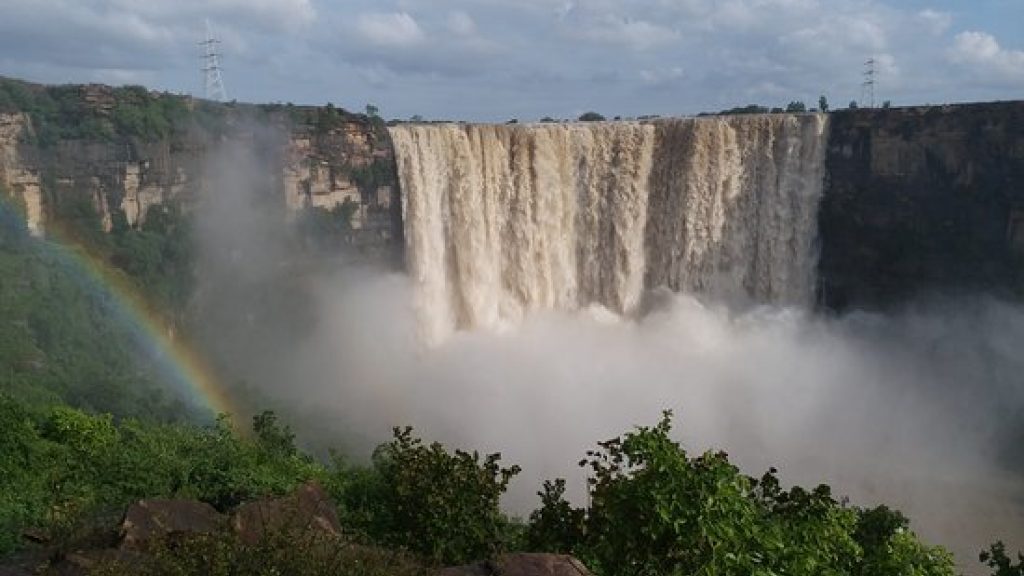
left=120, top=499, right=223, bottom=549
left=283, top=113, right=398, bottom=245
left=437, top=553, right=593, bottom=576
left=118, top=482, right=340, bottom=550
left=0, top=113, right=43, bottom=236
left=820, top=102, right=1024, bottom=309
left=231, top=482, right=340, bottom=545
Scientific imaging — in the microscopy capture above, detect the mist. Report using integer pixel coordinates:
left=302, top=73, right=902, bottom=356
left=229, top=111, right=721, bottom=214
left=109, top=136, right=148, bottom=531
left=189, top=138, right=1024, bottom=571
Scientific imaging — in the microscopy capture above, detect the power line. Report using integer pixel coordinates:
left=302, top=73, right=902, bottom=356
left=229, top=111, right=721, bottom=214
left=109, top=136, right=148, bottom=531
left=199, top=19, right=228, bottom=102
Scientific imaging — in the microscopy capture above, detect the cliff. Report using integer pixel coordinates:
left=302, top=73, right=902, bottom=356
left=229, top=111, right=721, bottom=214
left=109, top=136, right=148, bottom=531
left=820, top=102, right=1024, bottom=309
left=0, top=78, right=400, bottom=258
left=4, top=75, right=1024, bottom=310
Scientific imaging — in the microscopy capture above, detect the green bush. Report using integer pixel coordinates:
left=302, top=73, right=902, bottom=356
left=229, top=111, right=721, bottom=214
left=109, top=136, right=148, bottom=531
left=295, top=200, right=358, bottom=251
left=334, top=426, right=520, bottom=565
left=348, top=157, right=395, bottom=191
left=0, top=401, right=322, bottom=556
left=981, top=542, right=1024, bottom=576
left=109, top=202, right=195, bottom=314
left=525, top=411, right=955, bottom=576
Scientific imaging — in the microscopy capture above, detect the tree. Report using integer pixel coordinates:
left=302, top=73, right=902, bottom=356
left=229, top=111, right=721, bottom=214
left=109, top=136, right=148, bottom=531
left=882, top=100, right=892, bottom=109
left=981, top=542, right=1024, bottom=576
left=252, top=410, right=296, bottom=457
left=786, top=100, right=807, bottom=113
left=337, top=426, right=520, bottom=565
left=819, top=95, right=830, bottom=112
left=849, top=100, right=859, bottom=109
left=527, top=412, right=955, bottom=576
left=577, top=111, right=605, bottom=122
left=365, top=103, right=379, bottom=118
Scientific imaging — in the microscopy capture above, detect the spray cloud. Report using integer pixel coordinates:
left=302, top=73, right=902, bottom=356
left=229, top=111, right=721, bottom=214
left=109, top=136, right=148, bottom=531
left=189, top=121, right=1024, bottom=573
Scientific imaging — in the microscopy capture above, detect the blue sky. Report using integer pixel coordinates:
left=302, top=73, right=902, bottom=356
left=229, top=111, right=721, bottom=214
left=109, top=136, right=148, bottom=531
left=0, top=0, right=1021, bottom=121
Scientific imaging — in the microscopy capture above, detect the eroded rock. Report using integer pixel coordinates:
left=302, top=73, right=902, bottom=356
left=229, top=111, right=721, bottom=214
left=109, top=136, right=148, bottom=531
left=120, top=499, right=224, bottom=550
left=231, top=482, right=340, bottom=545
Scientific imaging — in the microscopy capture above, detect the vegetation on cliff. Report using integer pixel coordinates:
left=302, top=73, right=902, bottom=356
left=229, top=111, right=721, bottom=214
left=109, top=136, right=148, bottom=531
left=0, top=199, right=192, bottom=421
left=0, top=78, right=191, bottom=146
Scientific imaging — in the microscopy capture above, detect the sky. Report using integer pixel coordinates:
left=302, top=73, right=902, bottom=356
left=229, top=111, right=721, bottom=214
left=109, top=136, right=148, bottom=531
left=0, top=0, right=1022, bottom=121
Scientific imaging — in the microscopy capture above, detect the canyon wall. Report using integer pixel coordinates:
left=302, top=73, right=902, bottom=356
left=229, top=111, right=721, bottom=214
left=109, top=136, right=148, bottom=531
left=820, top=103, right=1024, bottom=309
left=0, top=113, right=44, bottom=235
left=4, top=78, right=1023, bottom=317
left=0, top=81, right=399, bottom=256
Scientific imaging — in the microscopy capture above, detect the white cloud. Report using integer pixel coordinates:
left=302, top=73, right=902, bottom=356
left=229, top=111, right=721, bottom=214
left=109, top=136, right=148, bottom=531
left=575, top=16, right=679, bottom=51
left=917, top=9, right=952, bottom=36
left=356, top=12, right=426, bottom=48
left=639, top=66, right=684, bottom=84
left=106, top=0, right=316, bottom=32
left=447, top=11, right=477, bottom=36
left=949, top=31, right=1024, bottom=82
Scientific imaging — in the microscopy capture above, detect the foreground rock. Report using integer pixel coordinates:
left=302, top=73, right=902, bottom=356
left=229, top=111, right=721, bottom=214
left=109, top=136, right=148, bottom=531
left=231, top=482, right=341, bottom=545
left=437, top=553, right=592, bottom=576
left=120, top=499, right=223, bottom=550
left=49, top=549, right=150, bottom=576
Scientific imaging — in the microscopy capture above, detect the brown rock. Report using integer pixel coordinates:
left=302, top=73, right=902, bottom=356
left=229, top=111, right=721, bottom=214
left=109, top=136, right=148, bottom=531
left=231, top=482, right=340, bottom=545
left=436, top=553, right=592, bottom=576
left=44, top=549, right=150, bottom=576
left=120, top=499, right=224, bottom=550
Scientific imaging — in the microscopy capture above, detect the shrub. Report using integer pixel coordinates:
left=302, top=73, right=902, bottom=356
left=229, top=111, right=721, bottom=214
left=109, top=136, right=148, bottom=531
left=981, top=542, right=1024, bottom=576
left=0, top=401, right=322, bottom=556
left=526, top=411, right=954, bottom=576
left=335, top=426, right=520, bottom=565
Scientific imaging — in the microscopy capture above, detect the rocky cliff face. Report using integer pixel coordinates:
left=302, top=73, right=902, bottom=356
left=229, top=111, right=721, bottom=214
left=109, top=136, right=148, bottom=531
left=0, top=113, right=44, bottom=235
left=820, top=103, right=1024, bottom=309
left=0, top=81, right=399, bottom=256
left=5, top=78, right=1023, bottom=309
left=283, top=109, right=399, bottom=250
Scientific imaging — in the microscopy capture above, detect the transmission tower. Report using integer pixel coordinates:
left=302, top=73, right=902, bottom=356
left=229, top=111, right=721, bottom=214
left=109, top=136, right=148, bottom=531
left=199, top=19, right=228, bottom=102
left=861, top=58, right=876, bottom=108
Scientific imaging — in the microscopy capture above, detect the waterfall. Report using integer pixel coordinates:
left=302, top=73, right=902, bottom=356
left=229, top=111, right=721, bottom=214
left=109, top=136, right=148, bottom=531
left=390, top=114, right=829, bottom=343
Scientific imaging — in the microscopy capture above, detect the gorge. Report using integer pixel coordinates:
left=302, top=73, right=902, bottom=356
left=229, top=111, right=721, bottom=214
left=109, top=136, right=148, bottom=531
left=2, top=79, right=1024, bottom=572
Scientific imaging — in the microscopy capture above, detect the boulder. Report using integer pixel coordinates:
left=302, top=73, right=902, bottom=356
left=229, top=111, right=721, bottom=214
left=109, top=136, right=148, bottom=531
left=231, top=482, right=340, bottom=545
left=46, top=549, right=150, bottom=576
left=120, top=499, right=224, bottom=550
left=436, top=553, right=593, bottom=576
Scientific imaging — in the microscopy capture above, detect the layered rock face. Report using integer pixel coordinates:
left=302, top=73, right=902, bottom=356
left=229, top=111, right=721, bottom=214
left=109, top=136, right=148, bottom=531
left=0, top=84, right=398, bottom=252
left=821, top=103, right=1024, bottom=309
left=0, top=113, right=43, bottom=235
left=391, top=114, right=828, bottom=342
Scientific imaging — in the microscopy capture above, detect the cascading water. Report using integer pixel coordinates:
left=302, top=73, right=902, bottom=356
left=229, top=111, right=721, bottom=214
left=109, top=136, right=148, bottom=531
left=390, top=114, right=829, bottom=343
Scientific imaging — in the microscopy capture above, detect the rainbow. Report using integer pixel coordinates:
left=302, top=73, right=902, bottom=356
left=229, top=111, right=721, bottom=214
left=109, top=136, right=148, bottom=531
left=57, top=240, right=235, bottom=419
left=7, top=206, right=238, bottom=421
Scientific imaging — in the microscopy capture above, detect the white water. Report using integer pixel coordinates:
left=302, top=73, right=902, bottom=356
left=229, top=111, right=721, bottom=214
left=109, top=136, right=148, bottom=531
left=390, top=115, right=829, bottom=343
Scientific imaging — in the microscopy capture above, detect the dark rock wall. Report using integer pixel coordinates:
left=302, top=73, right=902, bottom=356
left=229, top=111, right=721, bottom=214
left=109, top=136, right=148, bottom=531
left=819, top=102, right=1024, bottom=310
